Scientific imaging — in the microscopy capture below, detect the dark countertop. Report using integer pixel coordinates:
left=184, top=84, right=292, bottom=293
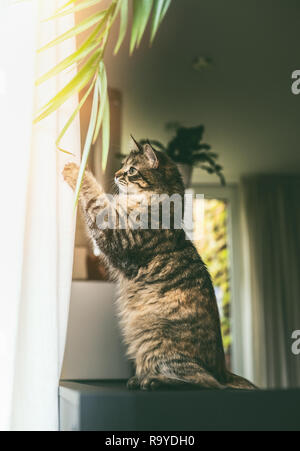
left=59, top=380, right=300, bottom=431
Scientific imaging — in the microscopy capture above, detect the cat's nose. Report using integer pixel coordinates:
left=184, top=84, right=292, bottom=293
left=114, top=169, right=122, bottom=183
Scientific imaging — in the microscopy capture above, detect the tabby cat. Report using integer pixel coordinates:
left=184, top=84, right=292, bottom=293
left=63, top=138, right=256, bottom=390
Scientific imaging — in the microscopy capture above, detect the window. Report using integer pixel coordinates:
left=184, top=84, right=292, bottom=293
left=191, top=185, right=241, bottom=372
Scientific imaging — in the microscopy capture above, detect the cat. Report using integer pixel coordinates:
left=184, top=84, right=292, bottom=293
left=63, top=137, right=256, bottom=390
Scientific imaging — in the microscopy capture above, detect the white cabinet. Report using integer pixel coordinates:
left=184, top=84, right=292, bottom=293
left=61, top=281, right=131, bottom=380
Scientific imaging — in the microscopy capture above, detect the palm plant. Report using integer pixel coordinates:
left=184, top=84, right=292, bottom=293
left=35, top=0, right=173, bottom=203
left=140, top=124, right=225, bottom=185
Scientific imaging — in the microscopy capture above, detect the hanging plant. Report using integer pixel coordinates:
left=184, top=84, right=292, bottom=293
left=34, top=0, right=173, bottom=203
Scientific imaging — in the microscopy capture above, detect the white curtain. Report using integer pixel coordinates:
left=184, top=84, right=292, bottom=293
left=241, top=175, right=300, bottom=389
left=0, top=0, right=80, bottom=430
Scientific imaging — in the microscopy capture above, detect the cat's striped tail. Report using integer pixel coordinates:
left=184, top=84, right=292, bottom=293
left=225, top=372, right=257, bottom=390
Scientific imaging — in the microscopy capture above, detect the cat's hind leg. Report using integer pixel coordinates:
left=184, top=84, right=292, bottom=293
left=225, top=372, right=257, bottom=390
left=157, top=358, right=226, bottom=390
left=130, top=360, right=226, bottom=391
left=174, top=370, right=226, bottom=389
left=129, top=372, right=225, bottom=391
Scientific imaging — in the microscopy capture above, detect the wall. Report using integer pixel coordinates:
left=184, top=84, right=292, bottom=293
left=104, top=0, right=300, bottom=184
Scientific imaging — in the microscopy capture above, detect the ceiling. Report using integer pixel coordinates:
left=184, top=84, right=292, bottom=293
left=83, top=0, right=300, bottom=183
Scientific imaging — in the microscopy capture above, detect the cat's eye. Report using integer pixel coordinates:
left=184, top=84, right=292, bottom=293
left=128, top=167, right=137, bottom=175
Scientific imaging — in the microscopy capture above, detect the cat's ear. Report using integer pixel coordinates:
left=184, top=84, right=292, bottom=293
left=143, top=143, right=159, bottom=169
left=129, top=134, right=143, bottom=153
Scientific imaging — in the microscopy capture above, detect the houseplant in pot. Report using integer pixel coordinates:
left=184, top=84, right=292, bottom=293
left=140, top=123, right=225, bottom=187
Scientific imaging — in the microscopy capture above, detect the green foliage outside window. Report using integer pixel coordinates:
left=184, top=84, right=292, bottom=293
left=194, top=199, right=232, bottom=364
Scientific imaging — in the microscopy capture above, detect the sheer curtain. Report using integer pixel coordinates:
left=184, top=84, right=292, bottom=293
left=241, top=175, right=300, bottom=389
left=0, top=0, right=80, bottom=430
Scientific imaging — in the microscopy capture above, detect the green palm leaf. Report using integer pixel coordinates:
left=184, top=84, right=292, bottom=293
left=36, top=22, right=104, bottom=86
left=136, top=0, right=153, bottom=47
left=34, top=50, right=101, bottom=123
left=101, top=95, right=110, bottom=172
left=57, top=148, right=76, bottom=156
left=130, top=0, right=153, bottom=54
left=56, top=77, right=96, bottom=149
left=55, top=0, right=80, bottom=14
left=47, top=0, right=104, bottom=20
left=114, top=0, right=128, bottom=54
left=38, top=10, right=107, bottom=52
left=74, top=81, right=99, bottom=206
left=36, top=0, right=173, bottom=197
left=150, top=0, right=171, bottom=43
left=92, top=61, right=107, bottom=144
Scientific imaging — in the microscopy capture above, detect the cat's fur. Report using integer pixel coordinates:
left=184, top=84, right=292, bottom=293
left=63, top=139, right=256, bottom=390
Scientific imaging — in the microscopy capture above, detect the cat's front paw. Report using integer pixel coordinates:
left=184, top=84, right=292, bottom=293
left=140, top=376, right=165, bottom=391
left=127, top=376, right=140, bottom=390
left=63, top=162, right=79, bottom=190
left=127, top=375, right=167, bottom=391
